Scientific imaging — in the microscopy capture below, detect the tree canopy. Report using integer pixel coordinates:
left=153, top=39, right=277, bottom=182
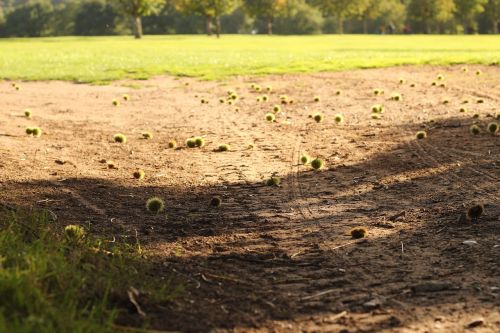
left=0, top=0, right=497, bottom=37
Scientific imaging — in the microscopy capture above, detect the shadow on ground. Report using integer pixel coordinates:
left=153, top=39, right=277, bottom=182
left=1, top=116, right=499, bottom=332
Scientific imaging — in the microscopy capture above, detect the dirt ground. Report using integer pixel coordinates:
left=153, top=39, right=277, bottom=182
left=0, top=65, right=499, bottom=332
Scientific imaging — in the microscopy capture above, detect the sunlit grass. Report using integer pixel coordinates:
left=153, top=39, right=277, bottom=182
left=0, top=208, right=179, bottom=332
left=0, top=35, right=499, bottom=83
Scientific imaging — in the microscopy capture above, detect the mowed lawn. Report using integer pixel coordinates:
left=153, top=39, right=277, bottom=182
left=0, top=35, right=499, bottom=83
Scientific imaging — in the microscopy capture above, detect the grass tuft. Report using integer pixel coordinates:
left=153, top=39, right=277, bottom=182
left=218, top=143, right=230, bottom=152
left=334, top=114, right=344, bottom=124
left=350, top=227, right=367, bottom=239
left=487, top=122, right=498, bottom=134
left=416, top=130, right=427, bottom=139
left=313, top=113, right=324, bottom=123
left=470, top=124, right=481, bottom=135
left=467, top=204, right=484, bottom=221
left=194, top=136, right=205, bottom=147
left=266, top=176, right=281, bottom=187
left=168, top=140, right=177, bottom=149
left=265, top=113, right=276, bottom=122
left=210, top=196, right=222, bottom=207
left=311, top=158, right=324, bottom=170
left=300, top=154, right=310, bottom=165
left=133, top=169, right=145, bottom=179
left=113, top=133, right=126, bottom=143
left=146, top=197, right=165, bottom=214
left=186, top=138, right=196, bottom=148
left=31, top=127, right=42, bottom=137
left=371, top=104, right=384, bottom=113
left=142, top=132, right=153, bottom=139
left=64, top=224, right=86, bottom=244
left=390, top=93, right=401, bottom=101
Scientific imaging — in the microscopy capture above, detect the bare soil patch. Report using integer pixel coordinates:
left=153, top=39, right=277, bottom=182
left=1, top=66, right=499, bottom=332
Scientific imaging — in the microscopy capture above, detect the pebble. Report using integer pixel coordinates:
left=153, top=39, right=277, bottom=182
left=363, top=297, right=385, bottom=309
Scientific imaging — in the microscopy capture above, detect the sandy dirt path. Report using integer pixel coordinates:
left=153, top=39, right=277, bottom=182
left=0, top=65, right=499, bottom=332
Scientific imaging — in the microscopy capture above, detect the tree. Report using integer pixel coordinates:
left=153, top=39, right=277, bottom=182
left=377, top=0, right=407, bottom=33
left=114, top=0, right=166, bottom=38
left=175, top=0, right=236, bottom=37
left=309, top=0, right=365, bottom=33
left=273, top=0, right=323, bottom=34
left=454, top=0, right=487, bottom=33
left=3, top=0, right=54, bottom=37
left=358, top=0, right=383, bottom=33
left=75, top=0, right=119, bottom=35
left=484, top=0, right=500, bottom=33
left=408, top=0, right=455, bottom=33
left=51, top=0, right=82, bottom=36
left=242, top=0, right=286, bottom=34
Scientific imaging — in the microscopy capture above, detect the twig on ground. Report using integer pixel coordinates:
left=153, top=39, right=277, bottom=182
left=301, top=288, right=337, bottom=300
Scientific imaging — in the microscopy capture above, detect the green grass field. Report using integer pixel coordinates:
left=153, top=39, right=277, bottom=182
left=1, top=35, right=499, bottom=83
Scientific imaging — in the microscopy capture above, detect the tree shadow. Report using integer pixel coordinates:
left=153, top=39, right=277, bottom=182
left=1, top=115, right=498, bottom=331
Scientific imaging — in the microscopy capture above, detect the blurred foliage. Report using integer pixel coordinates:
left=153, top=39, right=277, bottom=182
left=0, top=0, right=498, bottom=36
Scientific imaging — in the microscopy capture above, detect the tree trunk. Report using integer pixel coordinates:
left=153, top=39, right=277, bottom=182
left=215, top=16, right=221, bottom=38
left=267, top=18, right=273, bottom=35
left=494, top=20, right=499, bottom=34
left=133, top=15, right=142, bottom=39
left=206, top=16, right=212, bottom=36
left=337, top=16, right=344, bottom=34
left=363, top=18, right=368, bottom=34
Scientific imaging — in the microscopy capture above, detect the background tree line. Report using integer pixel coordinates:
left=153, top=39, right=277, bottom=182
left=0, top=0, right=498, bottom=38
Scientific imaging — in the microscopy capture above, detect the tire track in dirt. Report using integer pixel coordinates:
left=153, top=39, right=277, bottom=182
left=423, top=142, right=500, bottom=182
left=211, top=97, right=350, bottom=305
left=408, top=139, right=499, bottom=203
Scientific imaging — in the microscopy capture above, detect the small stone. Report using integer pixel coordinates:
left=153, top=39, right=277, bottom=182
left=363, top=297, right=385, bottom=309
left=462, top=240, right=478, bottom=245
